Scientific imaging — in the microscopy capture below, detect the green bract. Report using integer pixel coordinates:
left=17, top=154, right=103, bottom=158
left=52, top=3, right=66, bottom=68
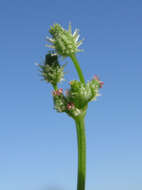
left=39, top=53, right=65, bottom=86
left=46, top=23, right=83, bottom=57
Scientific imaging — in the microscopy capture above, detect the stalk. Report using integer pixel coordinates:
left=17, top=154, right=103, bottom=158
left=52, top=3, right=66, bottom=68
left=75, top=116, right=86, bottom=190
left=71, top=53, right=86, bottom=190
left=53, top=84, right=58, bottom=90
left=70, top=54, right=85, bottom=84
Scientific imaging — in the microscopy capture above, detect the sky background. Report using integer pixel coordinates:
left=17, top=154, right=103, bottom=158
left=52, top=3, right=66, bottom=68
left=0, top=0, right=142, bottom=190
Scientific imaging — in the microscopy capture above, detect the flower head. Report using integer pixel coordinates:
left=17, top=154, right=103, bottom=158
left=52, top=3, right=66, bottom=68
left=39, top=53, right=65, bottom=86
left=52, top=89, right=81, bottom=117
left=46, top=23, right=83, bottom=57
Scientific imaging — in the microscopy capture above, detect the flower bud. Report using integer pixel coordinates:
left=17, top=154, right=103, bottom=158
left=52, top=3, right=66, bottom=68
left=46, top=23, right=83, bottom=57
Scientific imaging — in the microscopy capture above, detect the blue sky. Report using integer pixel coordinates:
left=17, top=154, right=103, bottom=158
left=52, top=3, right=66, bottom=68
left=0, top=0, right=142, bottom=190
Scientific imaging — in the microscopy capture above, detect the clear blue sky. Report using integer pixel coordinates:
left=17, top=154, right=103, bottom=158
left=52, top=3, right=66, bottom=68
left=0, top=0, right=142, bottom=190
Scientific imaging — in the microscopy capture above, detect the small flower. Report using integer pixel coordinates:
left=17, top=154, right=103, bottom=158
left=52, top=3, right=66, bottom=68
left=67, top=102, right=74, bottom=110
left=46, top=23, right=83, bottom=57
left=53, top=90, right=66, bottom=113
left=99, top=81, right=104, bottom=88
left=53, top=89, right=81, bottom=117
left=58, top=88, right=63, bottom=94
left=66, top=102, right=81, bottom=117
left=93, top=75, right=99, bottom=81
left=93, top=75, right=104, bottom=88
left=53, top=88, right=63, bottom=96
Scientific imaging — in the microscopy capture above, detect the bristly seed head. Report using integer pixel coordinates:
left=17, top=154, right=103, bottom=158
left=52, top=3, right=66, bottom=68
left=38, top=53, right=65, bottom=86
left=46, top=23, right=83, bottom=57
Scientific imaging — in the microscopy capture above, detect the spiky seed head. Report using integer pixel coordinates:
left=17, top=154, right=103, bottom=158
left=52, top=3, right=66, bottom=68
left=39, top=53, right=65, bottom=86
left=46, top=23, right=83, bottom=57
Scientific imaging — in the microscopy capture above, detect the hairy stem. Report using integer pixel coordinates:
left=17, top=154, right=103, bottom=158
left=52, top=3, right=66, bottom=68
left=75, top=116, right=86, bottom=190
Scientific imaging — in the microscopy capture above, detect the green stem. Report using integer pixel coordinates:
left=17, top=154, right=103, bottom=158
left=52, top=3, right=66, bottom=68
left=75, top=116, right=86, bottom=190
left=70, top=54, right=85, bottom=84
left=53, top=84, right=58, bottom=90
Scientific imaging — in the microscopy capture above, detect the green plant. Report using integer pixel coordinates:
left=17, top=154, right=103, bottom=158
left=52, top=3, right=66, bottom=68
left=38, top=23, right=104, bottom=190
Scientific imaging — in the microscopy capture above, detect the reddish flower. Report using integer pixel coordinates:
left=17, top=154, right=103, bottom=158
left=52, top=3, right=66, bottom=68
left=57, top=88, right=63, bottom=95
left=93, top=75, right=99, bottom=81
left=93, top=75, right=104, bottom=88
left=67, top=103, right=74, bottom=110
left=53, top=88, right=63, bottom=96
